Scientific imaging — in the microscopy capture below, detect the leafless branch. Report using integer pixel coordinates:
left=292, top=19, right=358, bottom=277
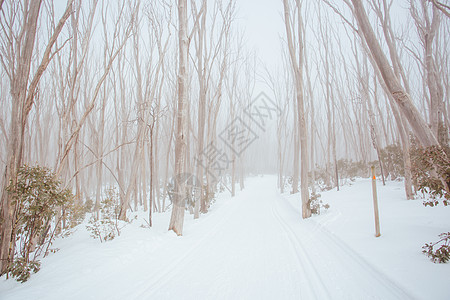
left=429, top=0, right=450, bottom=17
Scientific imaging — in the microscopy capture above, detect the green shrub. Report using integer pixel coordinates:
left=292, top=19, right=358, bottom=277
left=410, top=141, right=450, bottom=205
left=60, top=197, right=90, bottom=232
left=7, top=257, right=40, bottom=283
left=310, top=160, right=371, bottom=191
left=86, top=187, right=121, bottom=242
left=6, top=165, right=73, bottom=282
left=380, top=144, right=404, bottom=179
left=423, top=232, right=450, bottom=263
left=412, top=127, right=450, bottom=263
left=309, top=192, right=329, bottom=215
left=337, top=159, right=370, bottom=179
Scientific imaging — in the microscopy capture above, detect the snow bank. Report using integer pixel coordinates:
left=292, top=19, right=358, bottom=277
left=283, top=178, right=450, bottom=299
left=0, top=176, right=448, bottom=299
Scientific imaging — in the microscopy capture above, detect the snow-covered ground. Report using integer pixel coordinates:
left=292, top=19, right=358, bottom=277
left=0, top=176, right=449, bottom=299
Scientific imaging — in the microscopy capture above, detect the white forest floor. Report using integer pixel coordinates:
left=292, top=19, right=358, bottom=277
left=0, top=176, right=449, bottom=299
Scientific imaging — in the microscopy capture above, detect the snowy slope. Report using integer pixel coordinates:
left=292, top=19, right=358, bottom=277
left=0, top=176, right=448, bottom=299
left=294, top=178, right=450, bottom=300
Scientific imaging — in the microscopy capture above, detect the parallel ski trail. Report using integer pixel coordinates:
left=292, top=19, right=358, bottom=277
left=270, top=203, right=331, bottom=300
left=131, top=196, right=243, bottom=299
left=135, top=176, right=412, bottom=299
left=0, top=176, right=418, bottom=300
left=273, top=190, right=414, bottom=299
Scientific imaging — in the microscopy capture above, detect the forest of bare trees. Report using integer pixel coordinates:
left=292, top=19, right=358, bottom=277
left=0, top=0, right=449, bottom=276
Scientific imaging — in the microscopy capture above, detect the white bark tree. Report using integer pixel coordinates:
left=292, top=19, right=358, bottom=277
left=283, top=0, right=311, bottom=219
left=169, top=0, right=189, bottom=235
left=0, top=0, right=74, bottom=273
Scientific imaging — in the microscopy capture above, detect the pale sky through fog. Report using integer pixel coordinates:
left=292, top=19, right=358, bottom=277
left=236, top=0, right=286, bottom=96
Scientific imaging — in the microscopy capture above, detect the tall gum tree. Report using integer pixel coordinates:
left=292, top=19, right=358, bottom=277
left=169, top=0, right=189, bottom=235
left=0, top=0, right=73, bottom=273
left=349, top=0, right=449, bottom=192
left=350, top=0, right=439, bottom=148
left=282, top=0, right=311, bottom=219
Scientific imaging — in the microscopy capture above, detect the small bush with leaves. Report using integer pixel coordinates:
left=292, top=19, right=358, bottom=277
left=410, top=127, right=450, bottom=262
left=337, top=159, right=369, bottom=180
left=410, top=139, right=450, bottom=204
left=311, top=160, right=371, bottom=191
left=62, top=198, right=91, bottom=230
left=380, top=144, right=404, bottom=180
left=6, top=165, right=74, bottom=282
left=86, top=187, right=121, bottom=243
left=422, top=232, right=450, bottom=264
left=309, top=192, right=329, bottom=215
left=7, top=257, right=41, bottom=283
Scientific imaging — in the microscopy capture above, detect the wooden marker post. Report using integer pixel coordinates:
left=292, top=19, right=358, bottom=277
left=371, top=166, right=381, bottom=237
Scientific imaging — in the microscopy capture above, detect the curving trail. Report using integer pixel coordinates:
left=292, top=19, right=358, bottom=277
left=1, top=176, right=413, bottom=300
left=128, top=176, right=411, bottom=299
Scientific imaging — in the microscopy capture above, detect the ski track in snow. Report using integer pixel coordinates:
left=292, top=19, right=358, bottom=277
left=1, top=176, right=419, bottom=299
left=272, top=192, right=412, bottom=300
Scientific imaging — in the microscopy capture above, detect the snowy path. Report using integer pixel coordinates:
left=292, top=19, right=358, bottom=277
left=1, top=176, right=415, bottom=299
left=129, top=177, right=410, bottom=300
left=131, top=176, right=411, bottom=300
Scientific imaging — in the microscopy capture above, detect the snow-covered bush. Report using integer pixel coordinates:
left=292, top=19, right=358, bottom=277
left=61, top=197, right=90, bottom=231
left=310, top=160, right=372, bottom=192
left=379, top=144, right=404, bottom=180
left=411, top=142, right=450, bottom=205
left=6, top=165, right=74, bottom=282
left=336, top=159, right=370, bottom=180
left=7, top=257, right=40, bottom=283
left=422, top=232, right=450, bottom=264
left=86, top=187, right=121, bottom=243
left=309, top=192, right=329, bottom=215
left=411, top=127, right=450, bottom=263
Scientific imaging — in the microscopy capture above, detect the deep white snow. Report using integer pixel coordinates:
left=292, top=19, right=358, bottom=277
left=0, top=176, right=449, bottom=299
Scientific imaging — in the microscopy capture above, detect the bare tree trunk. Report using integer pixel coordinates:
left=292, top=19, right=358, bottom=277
left=154, top=114, right=161, bottom=213
left=350, top=0, right=430, bottom=197
left=95, top=86, right=106, bottom=215
left=369, top=73, right=386, bottom=185
left=162, top=105, right=176, bottom=212
left=292, top=86, right=300, bottom=194
left=118, top=6, right=147, bottom=220
left=283, top=0, right=310, bottom=219
left=142, top=140, right=148, bottom=212
left=169, top=0, right=189, bottom=235
left=149, top=129, right=154, bottom=226
left=410, top=1, right=443, bottom=139
left=116, top=54, right=128, bottom=207
left=351, top=0, right=440, bottom=148
left=369, top=0, right=414, bottom=196
left=0, top=0, right=41, bottom=270
left=370, top=51, right=414, bottom=198
left=317, top=10, right=338, bottom=190
left=193, top=0, right=207, bottom=218
left=0, top=0, right=72, bottom=273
